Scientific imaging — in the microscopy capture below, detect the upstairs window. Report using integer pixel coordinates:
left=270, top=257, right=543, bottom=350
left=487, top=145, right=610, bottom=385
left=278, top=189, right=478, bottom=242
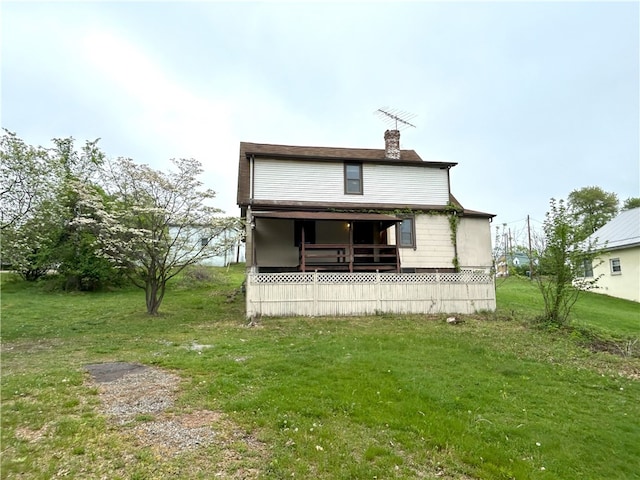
left=610, top=258, right=621, bottom=275
left=398, top=217, right=415, bottom=248
left=344, top=163, right=363, bottom=195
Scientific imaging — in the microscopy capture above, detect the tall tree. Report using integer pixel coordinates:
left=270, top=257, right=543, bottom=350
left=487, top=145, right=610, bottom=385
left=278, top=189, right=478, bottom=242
left=622, top=197, right=640, bottom=211
left=1, top=131, right=121, bottom=287
left=536, top=198, right=601, bottom=326
left=0, top=129, right=55, bottom=230
left=77, top=157, right=240, bottom=314
left=50, top=137, right=121, bottom=290
left=567, top=186, right=618, bottom=239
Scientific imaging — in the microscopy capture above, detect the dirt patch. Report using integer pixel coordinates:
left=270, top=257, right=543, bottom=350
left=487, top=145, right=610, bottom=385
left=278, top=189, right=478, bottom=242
left=1, top=338, right=64, bottom=354
left=85, top=362, right=268, bottom=472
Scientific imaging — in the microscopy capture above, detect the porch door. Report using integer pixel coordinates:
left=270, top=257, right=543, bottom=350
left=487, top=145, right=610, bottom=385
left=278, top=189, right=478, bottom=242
left=353, top=222, right=377, bottom=263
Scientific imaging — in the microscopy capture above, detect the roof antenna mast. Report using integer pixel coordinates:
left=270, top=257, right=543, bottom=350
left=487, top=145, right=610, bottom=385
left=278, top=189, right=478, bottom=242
left=374, top=107, right=417, bottom=131
left=375, top=108, right=416, bottom=159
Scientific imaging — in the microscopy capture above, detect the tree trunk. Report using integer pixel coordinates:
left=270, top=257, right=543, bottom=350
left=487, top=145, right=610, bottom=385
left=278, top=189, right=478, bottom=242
left=145, top=278, right=166, bottom=315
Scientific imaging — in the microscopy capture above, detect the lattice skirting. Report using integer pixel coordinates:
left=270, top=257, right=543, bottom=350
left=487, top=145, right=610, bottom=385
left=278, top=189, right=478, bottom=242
left=249, top=272, right=493, bottom=284
left=246, top=272, right=496, bottom=317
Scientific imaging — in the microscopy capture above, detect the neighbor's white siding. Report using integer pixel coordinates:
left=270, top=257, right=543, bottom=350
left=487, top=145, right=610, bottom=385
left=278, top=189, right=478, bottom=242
left=253, top=159, right=449, bottom=206
left=590, top=247, right=640, bottom=302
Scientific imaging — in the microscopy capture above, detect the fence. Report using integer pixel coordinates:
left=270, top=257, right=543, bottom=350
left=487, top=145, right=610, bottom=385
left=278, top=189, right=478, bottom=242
left=246, top=271, right=496, bottom=317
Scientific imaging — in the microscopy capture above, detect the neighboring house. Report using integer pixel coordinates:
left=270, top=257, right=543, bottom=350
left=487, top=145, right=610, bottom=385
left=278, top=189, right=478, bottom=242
left=198, top=226, right=246, bottom=267
left=170, top=223, right=245, bottom=268
left=496, top=252, right=531, bottom=277
left=583, top=207, right=640, bottom=302
left=237, top=130, right=496, bottom=317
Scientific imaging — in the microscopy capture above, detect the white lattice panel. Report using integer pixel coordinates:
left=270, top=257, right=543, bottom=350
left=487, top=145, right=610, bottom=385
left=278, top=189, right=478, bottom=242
left=250, top=272, right=492, bottom=285
left=251, top=273, right=314, bottom=284
left=317, top=273, right=377, bottom=283
left=378, top=274, right=438, bottom=283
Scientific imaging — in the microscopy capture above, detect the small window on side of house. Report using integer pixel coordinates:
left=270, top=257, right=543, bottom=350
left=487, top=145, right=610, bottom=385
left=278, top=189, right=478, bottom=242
left=610, top=258, right=621, bottom=275
left=583, top=259, right=593, bottom=277
left=398, top=218, right=415, bottom=248
left=344, top=163, right=363, bottom=195
left=201, top=237, right=209, bottom=247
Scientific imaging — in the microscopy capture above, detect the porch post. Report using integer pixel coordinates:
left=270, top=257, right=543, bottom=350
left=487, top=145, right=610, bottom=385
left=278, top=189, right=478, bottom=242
left=348, top=222, right=354, bottom=273
left=249, top=209, right=257, bottom=270
left=301, top=224, right=306, bottom=272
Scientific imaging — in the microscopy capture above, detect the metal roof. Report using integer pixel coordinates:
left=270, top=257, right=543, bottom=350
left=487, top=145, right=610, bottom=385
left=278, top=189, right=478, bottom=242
left=587, top=207, right=640, bottom=250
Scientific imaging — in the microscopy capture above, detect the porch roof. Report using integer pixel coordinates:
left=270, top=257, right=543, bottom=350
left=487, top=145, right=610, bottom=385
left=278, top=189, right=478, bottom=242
left=251, top=211, right=402, bottom=223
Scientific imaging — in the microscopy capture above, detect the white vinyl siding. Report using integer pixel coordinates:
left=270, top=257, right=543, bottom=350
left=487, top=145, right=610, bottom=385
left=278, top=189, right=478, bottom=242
left=389, top=215, right=455, bottom=269
left=253, top=159, right=449, bottom=206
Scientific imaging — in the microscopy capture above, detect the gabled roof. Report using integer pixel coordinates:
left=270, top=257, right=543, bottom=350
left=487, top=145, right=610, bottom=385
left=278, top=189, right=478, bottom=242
left=237, top=141, right=457, bottom=207
left=587, top=207, right=640, bottom=251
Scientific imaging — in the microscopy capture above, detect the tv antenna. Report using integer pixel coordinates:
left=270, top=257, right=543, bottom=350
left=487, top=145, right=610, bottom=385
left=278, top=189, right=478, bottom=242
left=375, top=107, right=417, bottom=131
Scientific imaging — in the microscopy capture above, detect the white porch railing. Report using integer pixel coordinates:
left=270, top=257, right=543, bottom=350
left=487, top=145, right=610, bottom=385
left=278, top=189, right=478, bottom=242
left=246, top=272, right=496, bottom=317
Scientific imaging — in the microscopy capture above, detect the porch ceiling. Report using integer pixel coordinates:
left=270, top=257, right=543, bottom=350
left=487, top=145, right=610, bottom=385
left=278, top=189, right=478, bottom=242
left=251, top=211, right=402, bottom=222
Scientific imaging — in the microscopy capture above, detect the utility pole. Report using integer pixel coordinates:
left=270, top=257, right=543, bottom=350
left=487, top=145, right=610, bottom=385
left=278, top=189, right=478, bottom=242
left=527, top=215, right=534, bottom=280
left=503, top=223, right=508, bottom=276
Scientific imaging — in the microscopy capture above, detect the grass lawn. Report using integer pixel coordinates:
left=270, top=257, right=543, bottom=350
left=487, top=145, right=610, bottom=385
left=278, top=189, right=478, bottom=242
left=496, top=276, right=640, bottom=336
left=1, top=268, right=639, bottom=479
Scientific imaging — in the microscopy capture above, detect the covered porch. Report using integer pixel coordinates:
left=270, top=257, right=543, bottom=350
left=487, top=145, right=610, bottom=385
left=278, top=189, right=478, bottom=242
left=249, top=211, right=402, bottom=273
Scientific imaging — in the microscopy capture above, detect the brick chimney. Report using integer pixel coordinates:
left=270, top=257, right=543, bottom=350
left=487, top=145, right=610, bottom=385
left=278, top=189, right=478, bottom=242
left=384, top=129, right=401, bottom=159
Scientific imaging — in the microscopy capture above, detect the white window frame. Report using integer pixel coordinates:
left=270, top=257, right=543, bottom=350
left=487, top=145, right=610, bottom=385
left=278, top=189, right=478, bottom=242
left=610, top=257, right=621, bottom=275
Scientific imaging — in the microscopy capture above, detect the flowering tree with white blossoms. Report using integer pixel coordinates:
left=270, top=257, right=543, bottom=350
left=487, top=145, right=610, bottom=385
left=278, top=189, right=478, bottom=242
left=0, top=129, right=55, bottom=231
left=1, top=131, right=113, bottom=285
left=76, top=157, right=241, bottom=314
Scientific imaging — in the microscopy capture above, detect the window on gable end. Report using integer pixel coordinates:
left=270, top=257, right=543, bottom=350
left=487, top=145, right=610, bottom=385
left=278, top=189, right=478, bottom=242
left=344, top=163, right=363, bottom=195
left=610, top=258, right=621, bottom=275
left=398, top=217, right=416, bottom=248
left=582, top=259, right=593, bottom=277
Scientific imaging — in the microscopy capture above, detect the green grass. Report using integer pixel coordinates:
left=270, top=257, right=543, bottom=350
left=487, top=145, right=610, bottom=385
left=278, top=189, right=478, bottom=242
left=496, top=275, right=640, bottom=336
left=2, top=268, right=639, bottom=479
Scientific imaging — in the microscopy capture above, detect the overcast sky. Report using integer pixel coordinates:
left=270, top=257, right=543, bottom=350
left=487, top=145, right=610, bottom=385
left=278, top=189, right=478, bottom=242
left=2, top=1, right=638, bottom=245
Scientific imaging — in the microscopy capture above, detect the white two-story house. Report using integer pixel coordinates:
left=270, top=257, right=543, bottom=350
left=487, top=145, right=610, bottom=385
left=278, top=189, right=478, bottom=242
left=237, top=130, right=496, bottom=317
